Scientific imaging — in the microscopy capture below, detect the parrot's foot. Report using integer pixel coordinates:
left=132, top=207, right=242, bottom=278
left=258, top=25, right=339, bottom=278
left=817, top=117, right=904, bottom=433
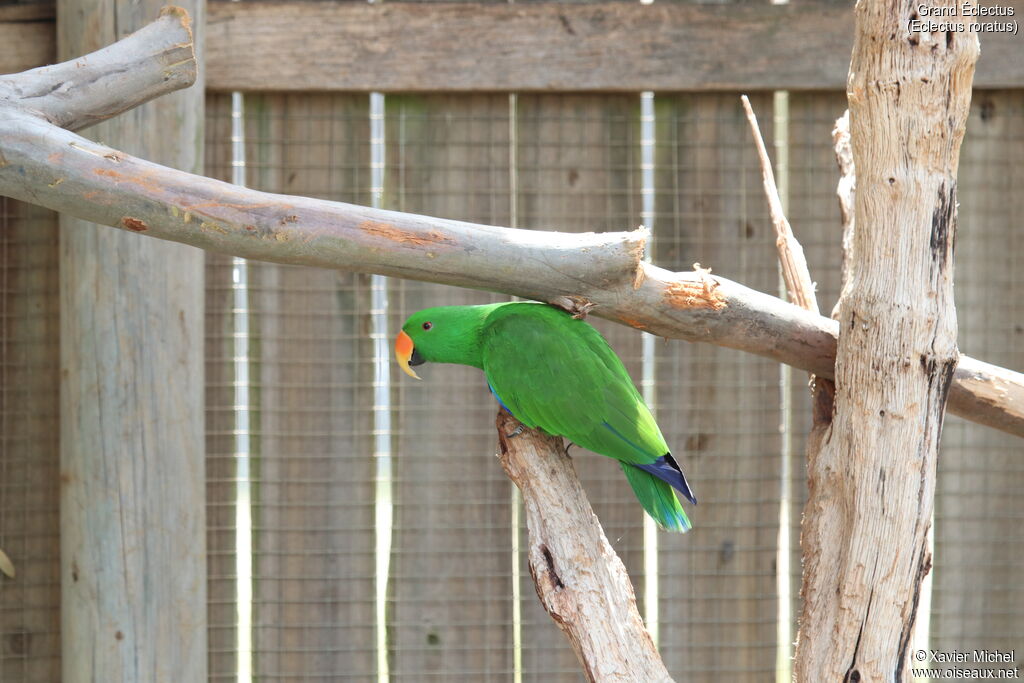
left=506, top=424, right=526, bottom=438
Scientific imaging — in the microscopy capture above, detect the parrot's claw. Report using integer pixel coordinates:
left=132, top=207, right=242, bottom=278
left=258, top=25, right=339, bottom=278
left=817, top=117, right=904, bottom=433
left=506, top=424, right=526, bottom=438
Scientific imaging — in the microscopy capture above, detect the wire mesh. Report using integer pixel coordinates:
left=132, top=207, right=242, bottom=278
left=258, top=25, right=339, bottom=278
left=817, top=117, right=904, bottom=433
left=0, top=82, right=1015, bottom=683
left=0, top=14, right=1015, bottom=683
left=200, top=86, right=1024, bottom=681
left=931, top=90, right=1024, bottom=654
left=384, top=94, right=515, bottom=681
left=0, top=199, right=61, bottom=683
left=651, top=93, right=783, bottom=681
left=206, top=93, right=378, bottom=681
left=785, top=91, right=1024, bottom=665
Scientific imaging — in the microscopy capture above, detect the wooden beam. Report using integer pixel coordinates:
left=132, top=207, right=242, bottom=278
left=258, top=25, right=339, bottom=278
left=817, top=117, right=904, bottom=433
left=56, top=2, right=207, bottom=681
left=203, top=1, right=854, bottom=92
left=4, top=0, right=1023, bottom=90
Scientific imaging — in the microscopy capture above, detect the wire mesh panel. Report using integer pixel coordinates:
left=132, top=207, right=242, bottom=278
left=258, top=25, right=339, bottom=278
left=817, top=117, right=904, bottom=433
left=514, top=93, right=647, bottom=681
left=197, top=85, right=1024, bottom=682
left=205, top=93, right=378, bottom=681
left=652, top=93, right=783, bottom=682
left=205, top=92, right=241, bottom=681
left=931, top=90, right=1024, bottom=654
left=384, top=94, right=515, bottom=681
left=247, top=94, right=376, bottom=681
left=0, top=199, right=61, bottom=683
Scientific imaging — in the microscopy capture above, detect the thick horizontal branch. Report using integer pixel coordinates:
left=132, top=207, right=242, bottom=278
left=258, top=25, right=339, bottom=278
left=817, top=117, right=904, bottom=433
left=0, top=7, right=195, bottom=132
left=4, top=0, right=1024, bottom=90
left=0, top=111, right=1021, bottom=437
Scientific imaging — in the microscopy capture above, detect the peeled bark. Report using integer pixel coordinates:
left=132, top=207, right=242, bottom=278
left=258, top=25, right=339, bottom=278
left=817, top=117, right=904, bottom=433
left=794, top=1, right=979, bottom=680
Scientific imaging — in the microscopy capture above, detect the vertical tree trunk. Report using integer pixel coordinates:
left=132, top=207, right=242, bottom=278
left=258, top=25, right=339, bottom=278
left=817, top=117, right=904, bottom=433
left=57, top=3, right=207, bottom=681
left=795, top=1, right=978, bottom=681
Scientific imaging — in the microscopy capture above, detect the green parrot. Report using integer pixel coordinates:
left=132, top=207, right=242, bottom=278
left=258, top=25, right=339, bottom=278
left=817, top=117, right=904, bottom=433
left=394, top=301, right=696, bottom=532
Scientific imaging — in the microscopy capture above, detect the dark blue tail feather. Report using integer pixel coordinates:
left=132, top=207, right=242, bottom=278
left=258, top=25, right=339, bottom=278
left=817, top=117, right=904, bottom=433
left=488, top=383, right=513, bottom=414
left=633, top=453, right=698, bottom=506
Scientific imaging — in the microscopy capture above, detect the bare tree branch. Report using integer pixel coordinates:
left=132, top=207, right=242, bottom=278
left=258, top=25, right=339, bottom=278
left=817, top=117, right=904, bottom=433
left=0, top=7, right=195, bottom=132
left=741, top=94, right=818, bottom=315
left=742, top=96, right=840, bottom=540
left=0, top=10, right=1021, bottom=438
left=495, top=410, right=672, bottom=683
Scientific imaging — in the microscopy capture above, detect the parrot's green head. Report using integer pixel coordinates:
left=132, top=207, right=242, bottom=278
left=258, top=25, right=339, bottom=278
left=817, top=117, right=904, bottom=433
left=395, top=305, right=494, bottom=379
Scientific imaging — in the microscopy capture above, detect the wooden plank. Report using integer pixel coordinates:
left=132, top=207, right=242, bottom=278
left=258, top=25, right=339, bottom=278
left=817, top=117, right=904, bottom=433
left=241, top=93, right=377, bottom=681
left=514, top=93, right=644, bottom=681
left=385, top=94, right=515, bottom=682
left=0, top=3, right=55, bottom=22
left=203, top=1, right=850, bottom=93
left=931, top=90, right=1024, bottom=655
left=0, top=198, right=61, bottom=683
left=57, top=1, right=207, bottom=681
left=204, top=0, right=1023, bottom=92
left=0, top=19, right=54, bottom=74
left=203, top=91, right=239, bottom=682
left=7, top=1, right=1024, bottom=89
left=653, top=93, right=781, bottom=682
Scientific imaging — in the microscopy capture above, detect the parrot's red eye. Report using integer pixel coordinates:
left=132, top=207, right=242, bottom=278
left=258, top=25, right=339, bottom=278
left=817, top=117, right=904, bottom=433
left=422, top=321, right=433, bottom=331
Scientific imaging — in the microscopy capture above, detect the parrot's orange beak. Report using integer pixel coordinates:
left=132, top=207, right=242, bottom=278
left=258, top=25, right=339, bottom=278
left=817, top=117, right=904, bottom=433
left=395, top=330, right=422, bottom=380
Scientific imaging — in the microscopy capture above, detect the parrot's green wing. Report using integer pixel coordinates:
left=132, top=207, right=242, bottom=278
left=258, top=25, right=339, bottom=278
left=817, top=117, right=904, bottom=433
left=480, top=304, right=665, bottom=465
left=480, top=304, right=693, bottom=532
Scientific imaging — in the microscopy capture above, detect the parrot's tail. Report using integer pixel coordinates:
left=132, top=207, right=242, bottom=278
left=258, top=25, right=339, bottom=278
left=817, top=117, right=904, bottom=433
left=620, top=463, right=692, bottom=533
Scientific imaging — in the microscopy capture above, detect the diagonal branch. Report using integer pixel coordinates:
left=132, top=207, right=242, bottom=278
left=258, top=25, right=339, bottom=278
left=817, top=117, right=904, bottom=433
left=741, top=94, right=818, bottom=315
left=0, top=8, right=1022, bottom=438
left=496, top=410, right=672, bottom=682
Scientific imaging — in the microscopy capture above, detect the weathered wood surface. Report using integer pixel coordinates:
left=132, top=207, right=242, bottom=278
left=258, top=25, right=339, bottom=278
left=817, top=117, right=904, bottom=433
left=496, top=410, right=672, bottom=683
left=236, top=93, right=377, bottom=680
left=932, top=90, right=1024, bottom=657
left=56, top=1, right=206, bottom=681
left=653, top=93, right=781, bottom=682
left=383, top=94, right=514, bottom=681
left=0, top=199, right=62, bottom=682
left=794, top=0, right=979, bottom=677
left=0, top=5, right=54, bottom=76
left=784, top=89, right=850, bottom=655
left=514, top=93, right=646, bottom=679
left=5, top=0, right=1024, bottom=90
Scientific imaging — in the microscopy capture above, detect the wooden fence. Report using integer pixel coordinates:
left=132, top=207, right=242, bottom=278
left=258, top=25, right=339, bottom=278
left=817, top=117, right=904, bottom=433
left=1, top=2, right=1023, bottom=681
